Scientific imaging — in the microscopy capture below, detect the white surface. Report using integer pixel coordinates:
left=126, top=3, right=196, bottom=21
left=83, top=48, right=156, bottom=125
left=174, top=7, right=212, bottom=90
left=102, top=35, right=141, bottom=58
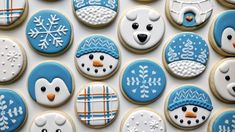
left=0, top=0, right=233, bottom=132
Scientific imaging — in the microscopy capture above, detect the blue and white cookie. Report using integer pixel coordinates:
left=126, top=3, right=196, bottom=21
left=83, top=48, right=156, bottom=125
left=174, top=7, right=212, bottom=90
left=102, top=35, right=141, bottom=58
left=163, top=32, right=209, bottom=79
left=75, top=35, right=120, bottom=80
left=217, top=0, right=235, bottom=8
left=26, top=10, right=73, bottom=56
left=121, top=59, right=166, bottom=104
left=0, top=89, right=27, bottom=132
left=28, top=62, right=73, bottom=107
left=73, top=0, right=118, bottom=27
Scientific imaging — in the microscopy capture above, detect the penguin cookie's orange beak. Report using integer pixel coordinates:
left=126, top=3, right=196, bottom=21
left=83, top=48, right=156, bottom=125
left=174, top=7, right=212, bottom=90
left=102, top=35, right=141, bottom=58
left=47, top=93, right=55, bottom=102
left=93, top=60, right=103, bottom=67
left=186, top=16, right=193, bottom=22
left=233, top=42, right=235, bottom=48
left=185, top=112, right=197, bottom=118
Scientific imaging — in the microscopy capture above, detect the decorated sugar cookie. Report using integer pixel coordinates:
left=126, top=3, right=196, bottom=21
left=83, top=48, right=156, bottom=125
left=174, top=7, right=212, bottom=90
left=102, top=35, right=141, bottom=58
left=76, top=82, right=119, bottom=128
left=0, top=37, right=26, bottom=84
left=217, top=0, right=235, bottom=8
left=73, top=0, right=118, bottom=27
left=121, top=108, right=166, bottom=132
left=118, top=6, right=165, bottom=53
left=166, top=0, right=213, bottom=30
left=0, top=89, right=27, bottom=132
left=121, top=59, right=166, bottom=104
left=163, top=32, right=209, bottom=79
left=26, top=10, right=73, bottom=56
left=28, top=62, right=73, bottom=107
left=75, top=35, right=120, bottom=80
left=166, top=85, right=213, bottom=129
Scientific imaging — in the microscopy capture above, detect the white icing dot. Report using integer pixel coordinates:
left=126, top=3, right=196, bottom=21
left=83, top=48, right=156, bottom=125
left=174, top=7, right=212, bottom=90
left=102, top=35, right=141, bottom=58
left=140, top=113, right=144, bottom=117
left=136, top=122, right=139, bottom=126
left=131, top=116, right=135, bottom=120
left=144, top=121, right=147, bottom=125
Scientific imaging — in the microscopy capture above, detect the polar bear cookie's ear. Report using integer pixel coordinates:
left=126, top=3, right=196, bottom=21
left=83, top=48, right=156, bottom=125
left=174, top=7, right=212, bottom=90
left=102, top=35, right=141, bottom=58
left=126, top=10, right=137, bottom=21
left=55, top=115, right=67, bottom=126
left=35, top=116, right=47, bottom=127
left=148, top=11, right=160, bottom=22
left=219, top=63, right=229, bottom=73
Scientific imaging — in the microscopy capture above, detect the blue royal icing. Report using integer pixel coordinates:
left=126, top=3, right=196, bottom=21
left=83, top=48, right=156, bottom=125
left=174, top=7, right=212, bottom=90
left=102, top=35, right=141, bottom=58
left=121, top=60, right=166, bottom=103
left=212, top=110, right=235, bottom=132
left=182, top=12, right=197, bottom=27
left=73, top=0, right=118, bottom=11
left=26, top=10, right=72, bottom=55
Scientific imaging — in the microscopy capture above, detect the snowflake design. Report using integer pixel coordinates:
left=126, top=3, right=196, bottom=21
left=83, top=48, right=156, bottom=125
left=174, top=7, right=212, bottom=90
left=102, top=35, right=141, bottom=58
left=149, top=120, right=159, bottom=130
left=127, top=126, right=138, bottom=132
left=7, top=51, right=19, bottom=62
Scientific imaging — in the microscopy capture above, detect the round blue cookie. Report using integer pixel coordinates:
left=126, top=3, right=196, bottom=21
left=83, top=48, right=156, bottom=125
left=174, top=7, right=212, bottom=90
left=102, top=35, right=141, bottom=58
left=28, top=62, right=73, bottom=107
left=164, top=32, right=209, bottom=79
left=26, top=10, right=72, bottom=55
left=121, top=59, right=166, bottom=104
left=0, top=89, right=27, bottom=132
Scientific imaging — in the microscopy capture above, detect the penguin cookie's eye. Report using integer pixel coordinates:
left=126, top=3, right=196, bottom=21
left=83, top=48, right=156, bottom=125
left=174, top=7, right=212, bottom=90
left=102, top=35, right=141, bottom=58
left=132, top=23, right=139, bottom=30
left=225, top=75, right=230, bottom=81
left=146, top=24, right=153, bottom=31
left=41, top=129, right=47, bottom=132
left=193, top=107, right=198, bottom=112
left=55, top=87, right=60, bottom=92
left=41, top=87, right=46, bottom=92
left=100, top=55, right=104, bottom=61
left=182, top=106, right=187, bottom=112
left=227, top=35, right=232, bottom=40
left=89, top=54, right=94, bottom=60
left=56, top=129, right=62, bottom=132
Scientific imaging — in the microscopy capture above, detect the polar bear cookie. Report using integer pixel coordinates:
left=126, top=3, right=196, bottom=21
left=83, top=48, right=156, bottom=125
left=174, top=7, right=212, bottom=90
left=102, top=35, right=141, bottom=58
left=118, top=6, right=165, bottom=53
left=217, top=0, right=235, bottom=8
left=163, top=32, right=209, bottom=79
left=121, top=108, right=166, bottom=132
left=166, top=0, right=213, bottom=30
left=73, top=0, right=118, bottom=27
left=0, top=37, right=26, bottom=84
left=30, top=111, right=75, bottom=132
left=76, top=82, right=119, bottom=128
left=121, top=59, right=166, bottom=104
left=165, top=85, right=213, bottom=129
left=28, top=62, right=73, bottom=107
left=26, top=10, right=73, bottom=56
left=75, top=35, right=120, bottom=80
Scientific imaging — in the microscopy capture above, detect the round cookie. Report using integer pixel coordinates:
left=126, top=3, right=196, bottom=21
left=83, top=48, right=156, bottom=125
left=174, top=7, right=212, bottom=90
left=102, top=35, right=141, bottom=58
left=209, top=58, right=235, bottom=103
left=121, top=107, right=166, bottom=132
left=75, top=35, right=120, bottom=80
left=0, top=89, right=27, bottom=132
left=30, top=111, right=75, bottom=132
left=165, top=0, right=213, bottom=30
left=26, top=10, right=73, bottom=56
left=75, top=82, right=119, bottom=128
left=120, top=59, right=166, bottom=104
left=0, top=37, right=27, bottom=84
left=209, top=10, right=235, bottom=56
left=165, top=85, right=213, bottom=130
left=118, top=6, right=165, bottom=53
left=72, top=0, right=118, bottom=27
left=163, top=32, right=209, bottom=79
left=28, top=61, right=74, bottom=107
left=217, top=0, right=235, bottom=8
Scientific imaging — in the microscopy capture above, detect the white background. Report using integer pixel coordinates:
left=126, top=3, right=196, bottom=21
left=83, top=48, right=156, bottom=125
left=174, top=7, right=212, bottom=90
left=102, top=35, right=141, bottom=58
left=0, top=0, right=233, bottom=132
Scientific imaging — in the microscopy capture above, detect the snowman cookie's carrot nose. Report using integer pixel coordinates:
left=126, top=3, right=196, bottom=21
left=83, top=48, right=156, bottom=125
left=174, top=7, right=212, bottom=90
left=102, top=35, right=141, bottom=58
left=233, top=42, right=235, bottom=48
left=47, top=93, right=55, bottom=102
left=93, top=60, right=103, bottom=67
left=185, top=111, right=197, bottom=118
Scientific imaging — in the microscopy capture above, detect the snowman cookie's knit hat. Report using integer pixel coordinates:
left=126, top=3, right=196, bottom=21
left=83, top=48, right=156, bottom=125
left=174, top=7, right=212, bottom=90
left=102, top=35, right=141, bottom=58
left=76, top=35, right=119, bottom=59
left=168, top=85, right=213, bottom=111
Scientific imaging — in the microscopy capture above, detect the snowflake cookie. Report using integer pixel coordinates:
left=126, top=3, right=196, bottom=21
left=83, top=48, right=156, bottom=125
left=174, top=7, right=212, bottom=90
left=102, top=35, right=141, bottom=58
left=73, top=0, right=118, bottom=27
left=0, top=37, right=26, bottom=84
left=28, top=62, right=73, bottom=107
left=217, top=0, right=235, bottom=8
left=166, top=85, right=213, bottom=129
left=0, top=89, right=27, bottom=132
left=121, top=108, right=166, bottom=132
left=76, top=82, right=119, bottom=128
left=26, top=10, right=73, bottom=56
left=121, top=59, right=166, bottom=104
left=163, top=32, right=209, bottom=79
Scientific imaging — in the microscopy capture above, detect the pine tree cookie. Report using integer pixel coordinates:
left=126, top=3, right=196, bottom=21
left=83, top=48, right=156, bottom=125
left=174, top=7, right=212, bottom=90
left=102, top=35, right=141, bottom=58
left=75, top=35, right=120, bottom=80
left=163, top=32, right=209, bottom=79
left=26, top=10, right=73, bottom=56
left=165, top=85, right=213, bottom=130
left=0, top=37, right=27, bottom=84
left=120, top=59, right=166, bottom=104
left=75, top=82, right=119, bottom=128
left=73, top=0, right=118, bottom=27
left=121, top=108, right=166, bottom=132
left=217, top=0, right=235, bottom=8
left=165, top=0, right=213, bottom=30
left=118, top=6, right=165, bottom=53
left=28, top=62, right=74, bottom=107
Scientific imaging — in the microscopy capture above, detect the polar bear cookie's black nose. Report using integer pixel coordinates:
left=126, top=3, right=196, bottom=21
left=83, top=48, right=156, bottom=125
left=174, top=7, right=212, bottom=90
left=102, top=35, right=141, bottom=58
left=137, top=34, right=148, bottom=43
left=233, top=87, right=235, bottom=92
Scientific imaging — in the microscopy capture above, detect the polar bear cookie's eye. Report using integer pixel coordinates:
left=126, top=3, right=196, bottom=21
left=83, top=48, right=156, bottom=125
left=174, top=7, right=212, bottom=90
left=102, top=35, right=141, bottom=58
left=227, top=35, right=232, bottom=40
left=56, top=129, right=62, bottom=132
left=55, top=87, right=60, bottom=92
left=182, top=106, right=187, bottom=112
left=41, top=129, right=47, bottom=132
left=41, top=87, right=46, bottom=92
left=132, top=23, right=139, bottom=30
left=146, top=24, right=153, bottom=31
left=225, top=75, right=230, bottom=81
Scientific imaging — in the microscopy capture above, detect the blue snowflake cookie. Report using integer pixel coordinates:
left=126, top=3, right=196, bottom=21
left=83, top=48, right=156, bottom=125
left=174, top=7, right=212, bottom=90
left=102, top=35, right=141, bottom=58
left=0, top=89, right=27, bottom=132
left=26, top=10, right=72, bottom=55
left=121, top=59, right=166, bottom=104
left=164, top=32, right=209, bottom=78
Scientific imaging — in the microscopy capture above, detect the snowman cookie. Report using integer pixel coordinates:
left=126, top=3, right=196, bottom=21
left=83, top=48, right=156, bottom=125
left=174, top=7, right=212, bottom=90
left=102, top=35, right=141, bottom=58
left=73, top=0, right=118, bottom=27
left=118, top=6, right=165, bottom=53
left=28, top=62, right=74, bottom=107
left=30, top=111, right=75, bottom=132
left=120, top=59, right=166, bottom=104
left=165, top=0, right=213, bottom=30
left=121, top=108, right=166, bottom=132
left=26, top=10, right=73, bottom=56
left=165, top=85, right=213, bottom=130
left=0, top=37, right=27, bottom=84
left=209, top=10, right=235, bottom=56
left=217, top=0, right=235, bottom=8
left=76, top=82, right=119, bottom=128
left=163, top=32, right=209, bottom=79
left=75, top=35, right=120, bottom=80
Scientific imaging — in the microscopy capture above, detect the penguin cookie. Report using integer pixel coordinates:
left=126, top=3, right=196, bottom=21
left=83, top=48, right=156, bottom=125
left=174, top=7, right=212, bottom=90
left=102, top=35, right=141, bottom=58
left=217, top=0, right=235, bottom=8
